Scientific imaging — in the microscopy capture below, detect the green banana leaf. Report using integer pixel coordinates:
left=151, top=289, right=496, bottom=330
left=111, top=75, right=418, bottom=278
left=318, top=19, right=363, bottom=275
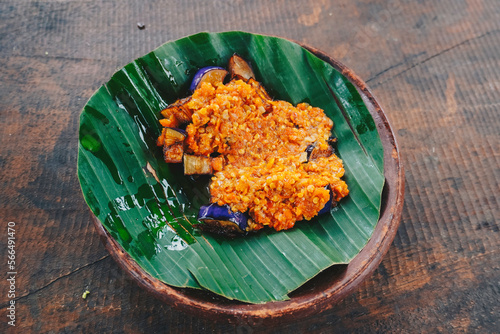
left=78, top=32, right=384, bottom=304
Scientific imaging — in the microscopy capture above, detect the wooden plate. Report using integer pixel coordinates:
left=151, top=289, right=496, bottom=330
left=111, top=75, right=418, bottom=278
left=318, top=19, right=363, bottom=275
left=91, top=44, right=404, bottom=324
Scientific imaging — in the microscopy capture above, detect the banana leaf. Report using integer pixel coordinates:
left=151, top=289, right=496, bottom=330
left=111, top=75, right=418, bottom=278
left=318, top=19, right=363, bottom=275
left=78, top=32, right=384, bottom=303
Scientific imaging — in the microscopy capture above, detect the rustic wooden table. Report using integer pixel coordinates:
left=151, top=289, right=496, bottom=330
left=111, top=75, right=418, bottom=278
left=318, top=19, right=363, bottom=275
left=1, top=1, right=499, bottom=333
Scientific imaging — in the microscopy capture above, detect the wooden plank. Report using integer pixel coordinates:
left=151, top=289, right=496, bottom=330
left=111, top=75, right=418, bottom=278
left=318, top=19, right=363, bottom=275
left=0, top=0, right=498, bottom=332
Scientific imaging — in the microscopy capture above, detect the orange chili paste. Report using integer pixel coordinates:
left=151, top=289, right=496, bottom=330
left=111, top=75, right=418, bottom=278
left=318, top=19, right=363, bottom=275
left=181, top=79, right=348, bottom=231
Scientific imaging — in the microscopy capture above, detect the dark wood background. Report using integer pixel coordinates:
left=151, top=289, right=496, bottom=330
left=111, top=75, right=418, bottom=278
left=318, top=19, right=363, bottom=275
left=1, top=0, right=498, bottom=333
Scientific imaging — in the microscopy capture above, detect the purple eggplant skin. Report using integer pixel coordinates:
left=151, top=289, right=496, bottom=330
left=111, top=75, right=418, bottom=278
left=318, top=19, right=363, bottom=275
left=318, top=186, right=334, bottom=215
left=190, top=66, right=228, bottom=92
left=305, top=144, right=315, bottom=161
left=198, top=203, right=248, bottom=232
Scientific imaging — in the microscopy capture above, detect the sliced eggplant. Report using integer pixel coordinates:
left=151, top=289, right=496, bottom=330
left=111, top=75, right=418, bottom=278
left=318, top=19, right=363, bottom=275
left=161, top=96, right=192, bottom=124
left=228, top=54, right=255, bottom=80
left=163, top=142, right=184, bottom=163
left=318, top=185, right=334, bottom=215
left=305, top=142, right=334, bottom=161
left=190, top=66, right=228, bottom=92
left=197, top=203, right=248, bottom=236
left=183, top=154, right=213, bottom=175
left=305, top=144, right=315, bottom=161
left=310, top=145, right=334, bottom=160
left=158, top=114, right=180, bottom=129
left=162, top=128, right=187, bottom=146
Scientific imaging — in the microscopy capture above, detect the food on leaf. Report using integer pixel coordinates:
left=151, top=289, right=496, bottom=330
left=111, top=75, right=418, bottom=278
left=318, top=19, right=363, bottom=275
left=78, top=32, right=386, bottom=305
left=157, top=56, right=349, bottom=234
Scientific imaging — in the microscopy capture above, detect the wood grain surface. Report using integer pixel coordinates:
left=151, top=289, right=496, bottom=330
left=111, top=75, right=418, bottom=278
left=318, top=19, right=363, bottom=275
left=0, top=0, right=498, bottom=333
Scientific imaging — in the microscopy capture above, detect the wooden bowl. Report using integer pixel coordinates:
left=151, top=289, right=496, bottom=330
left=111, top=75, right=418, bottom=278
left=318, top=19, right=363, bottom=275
left=91, top=45, right=404, bottom=324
